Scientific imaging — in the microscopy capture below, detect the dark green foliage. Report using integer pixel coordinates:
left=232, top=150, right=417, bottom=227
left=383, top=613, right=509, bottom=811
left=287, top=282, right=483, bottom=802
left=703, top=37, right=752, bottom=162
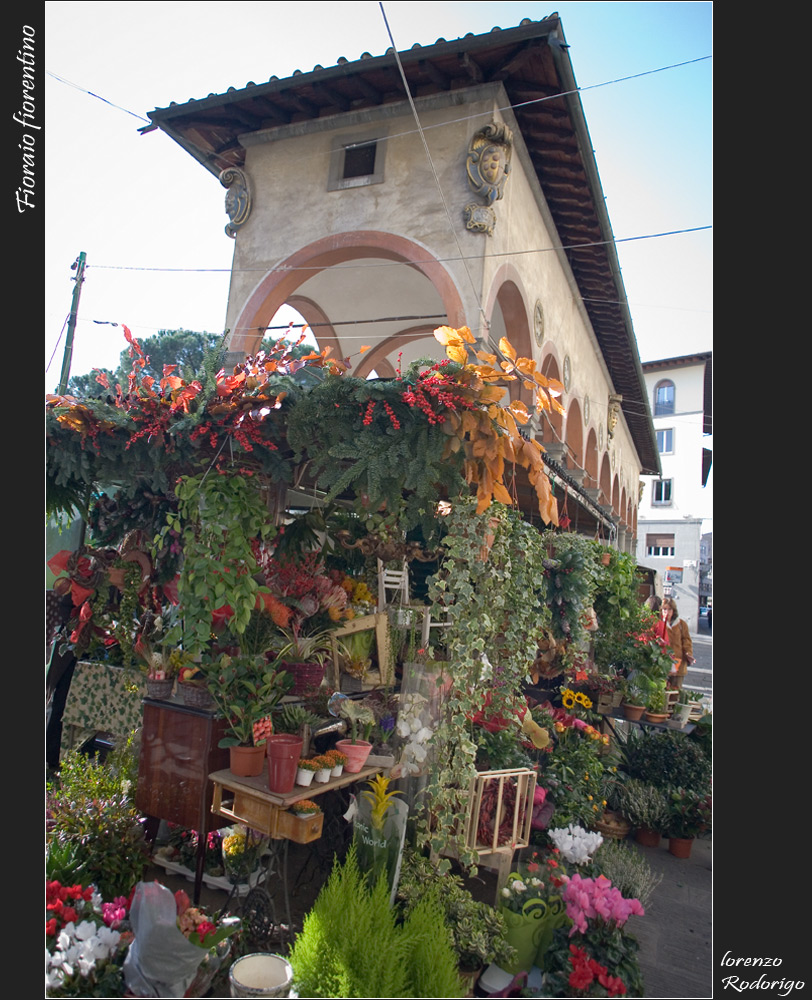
left=474, top=726, right=535, bottom=771
left=617, top=728, right=711, bottom=793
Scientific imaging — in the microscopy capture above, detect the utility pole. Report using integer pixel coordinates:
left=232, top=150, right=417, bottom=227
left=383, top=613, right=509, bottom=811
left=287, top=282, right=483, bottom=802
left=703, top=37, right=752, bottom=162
left=57, top=252, right=87, bottom=395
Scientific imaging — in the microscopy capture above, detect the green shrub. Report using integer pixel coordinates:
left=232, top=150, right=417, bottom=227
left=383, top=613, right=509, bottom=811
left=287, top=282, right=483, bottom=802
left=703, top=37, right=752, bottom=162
left=46, top=732, right=150, bottom=899
left=288, top=845, right=465, bottom=998
left=617, top=728, right=711, bottom=793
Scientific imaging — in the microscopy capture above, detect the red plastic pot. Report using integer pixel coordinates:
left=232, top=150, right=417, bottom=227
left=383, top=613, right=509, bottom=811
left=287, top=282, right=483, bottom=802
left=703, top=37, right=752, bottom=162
left=266, top=734, right=304, bottom=793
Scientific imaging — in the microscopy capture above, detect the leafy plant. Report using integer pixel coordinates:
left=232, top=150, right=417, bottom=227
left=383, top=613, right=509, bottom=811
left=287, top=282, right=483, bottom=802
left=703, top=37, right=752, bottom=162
left=666, top=786, right=712, bottom=839
left=46, top=732, right=150, bottom=899
left=616, top=728, right=711, bottom=793
left=156, top=472, right=276, bottom=654
left=204, top=649, right=293, bottom=747
left=397, top=849, right=518, bottom=973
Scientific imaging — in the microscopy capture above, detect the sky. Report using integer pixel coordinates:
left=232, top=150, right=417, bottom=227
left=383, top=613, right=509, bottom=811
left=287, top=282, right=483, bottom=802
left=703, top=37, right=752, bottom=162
left=43, top=1, right=712, bottom=393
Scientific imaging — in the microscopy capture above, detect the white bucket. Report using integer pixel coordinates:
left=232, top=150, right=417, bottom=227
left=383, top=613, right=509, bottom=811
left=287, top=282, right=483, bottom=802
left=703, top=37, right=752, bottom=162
left=228, top=953, right=294, bottom=998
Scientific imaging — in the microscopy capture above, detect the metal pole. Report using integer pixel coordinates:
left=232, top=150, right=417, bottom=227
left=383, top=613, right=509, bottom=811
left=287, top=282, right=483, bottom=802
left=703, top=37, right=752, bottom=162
left=57, top=252, right=86, bottom=395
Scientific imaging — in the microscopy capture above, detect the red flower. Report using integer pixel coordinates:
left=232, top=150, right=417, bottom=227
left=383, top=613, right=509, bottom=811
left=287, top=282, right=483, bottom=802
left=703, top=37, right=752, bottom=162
left=46, top=918, right=58, bottom=936
left=600, top=972, right=628, bottom=996
left=196, top=921, right=217, bottom=943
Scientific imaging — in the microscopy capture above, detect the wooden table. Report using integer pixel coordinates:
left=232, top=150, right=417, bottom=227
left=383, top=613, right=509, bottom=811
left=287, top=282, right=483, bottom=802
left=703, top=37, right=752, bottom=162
left=209, top=765, right=381, bottom=943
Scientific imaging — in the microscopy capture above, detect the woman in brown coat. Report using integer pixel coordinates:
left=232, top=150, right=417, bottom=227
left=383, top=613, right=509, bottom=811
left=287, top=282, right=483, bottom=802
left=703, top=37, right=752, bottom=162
left=663, top=597, right=695, bottom=688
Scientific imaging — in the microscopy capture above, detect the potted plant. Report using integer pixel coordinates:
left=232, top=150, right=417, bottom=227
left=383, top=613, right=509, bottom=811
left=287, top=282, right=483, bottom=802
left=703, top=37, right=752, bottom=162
left=220, top=825, right=267, bottom=886
left=323, top=748, right=347, bottom=777
left=668, top=688, right=696, bottom=728
left=312, top=754, right=334, bottom=783
left=203, top=649, right=293, bottom=776
left=644, top=682, right=669, bottom=724
left=290, top=799, right=322, bottom=819
left=273, top=702, right=325, bottom=758
left=330, top=693, right=376, bottom=771
left=666, top=786, right=712, bottom=858
left=619, top=678, right=646, bottom=721
left=616, top=777, right=670, bottom=848
left=295, top=758, right=319, bottom=787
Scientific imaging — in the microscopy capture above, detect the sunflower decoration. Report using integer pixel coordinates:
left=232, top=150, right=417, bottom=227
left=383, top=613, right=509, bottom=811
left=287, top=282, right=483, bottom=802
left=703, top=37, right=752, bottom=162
left=559, top=687, right=593, bottom=716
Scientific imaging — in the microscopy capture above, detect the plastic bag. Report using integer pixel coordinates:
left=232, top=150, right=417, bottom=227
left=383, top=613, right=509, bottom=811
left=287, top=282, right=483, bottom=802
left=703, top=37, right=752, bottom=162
left=122, top=881, right=208, bottom=997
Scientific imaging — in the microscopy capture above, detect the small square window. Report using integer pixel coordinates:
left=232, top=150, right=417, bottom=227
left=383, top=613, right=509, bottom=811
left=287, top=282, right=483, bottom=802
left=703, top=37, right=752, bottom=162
left=657, top=428, right=674, bottom=454
left=652, top=479, right=673, bottom=505
left=328, top=131, right=386, bottom=191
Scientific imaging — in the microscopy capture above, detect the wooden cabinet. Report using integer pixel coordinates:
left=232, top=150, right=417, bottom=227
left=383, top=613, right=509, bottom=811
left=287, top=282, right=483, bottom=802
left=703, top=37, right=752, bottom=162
left=136, top=698, right=232, bottom=901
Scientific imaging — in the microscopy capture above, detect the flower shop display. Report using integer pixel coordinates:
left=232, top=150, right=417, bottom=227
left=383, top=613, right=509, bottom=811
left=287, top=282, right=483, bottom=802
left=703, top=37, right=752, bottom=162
left=615, top=778, right=670, bottom=847
left=46, top=880, right=132, bottom=997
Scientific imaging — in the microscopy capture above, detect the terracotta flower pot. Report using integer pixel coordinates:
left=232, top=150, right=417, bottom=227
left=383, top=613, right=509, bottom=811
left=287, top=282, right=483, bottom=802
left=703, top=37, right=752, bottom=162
left=230, top=744, right=266, bottom=777
left=635, top=827, right=661, bottom=848
left=623, top=703, right=646, bottom=721
left=644, top=711, right=668, bottom=724
left=334, top=738, right=373, bottom=773
left=668, top=836, right=694, bottom=858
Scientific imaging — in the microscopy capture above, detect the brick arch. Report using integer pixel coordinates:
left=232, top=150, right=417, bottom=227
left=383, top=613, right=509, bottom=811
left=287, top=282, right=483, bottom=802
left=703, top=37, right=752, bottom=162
left=229, top=231, right=467, bottom=357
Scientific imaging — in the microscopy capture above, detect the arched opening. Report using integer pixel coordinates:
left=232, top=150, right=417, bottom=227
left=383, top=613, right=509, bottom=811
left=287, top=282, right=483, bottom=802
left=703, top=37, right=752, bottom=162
left=540, top=352, right=564, bottom=446
left=229, top=232, right=466, bottom=374
left=584, top=428, right=599, bottom=488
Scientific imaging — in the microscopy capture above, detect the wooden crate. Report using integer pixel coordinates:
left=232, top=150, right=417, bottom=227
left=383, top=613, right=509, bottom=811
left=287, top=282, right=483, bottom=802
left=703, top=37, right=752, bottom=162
left=274, top=809, right=324, bottom=844
left=464, top=768, right=537, bottom=853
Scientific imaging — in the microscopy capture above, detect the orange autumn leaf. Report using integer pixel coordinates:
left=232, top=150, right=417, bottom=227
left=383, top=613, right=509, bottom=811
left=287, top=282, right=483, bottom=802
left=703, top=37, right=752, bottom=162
left=446, top=344, right=469, bottom=365
left=434, top=326, right=466, bottom=347
left=498, top=337, right=517, bottom=361
left=474, top=350, right=498, bottom=366
left=507, top=400, right=530, bottom=424
left=492, top=481, right=514, bottom=506
left=359, top=345, right=371, bottom=353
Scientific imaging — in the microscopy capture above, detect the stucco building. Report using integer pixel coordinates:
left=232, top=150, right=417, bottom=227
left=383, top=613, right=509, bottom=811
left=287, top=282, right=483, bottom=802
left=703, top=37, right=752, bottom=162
left=146, top=14, right=659, bottom=546
left=635, top=353, right=713, bottom=632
